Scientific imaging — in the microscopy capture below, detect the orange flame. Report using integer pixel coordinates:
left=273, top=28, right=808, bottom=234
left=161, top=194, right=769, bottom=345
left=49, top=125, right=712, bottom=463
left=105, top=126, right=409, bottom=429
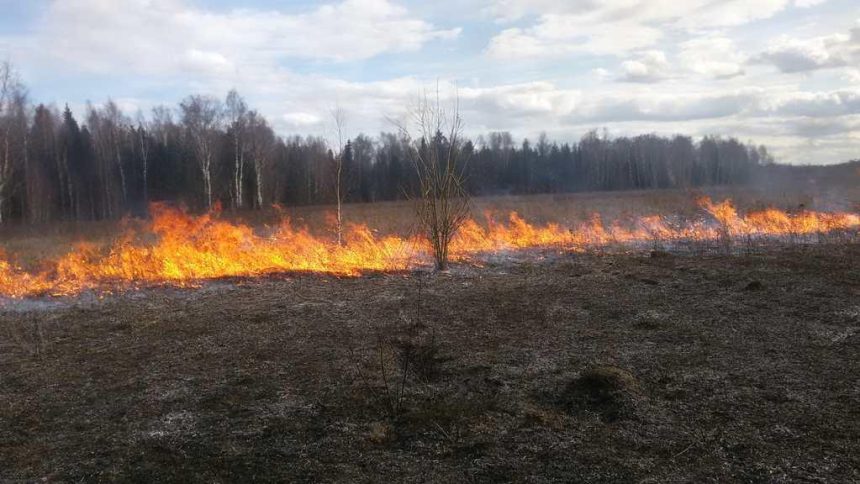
left=697, top=197, right=859, bottom=237
left=0, top=199, right=857, bottom=298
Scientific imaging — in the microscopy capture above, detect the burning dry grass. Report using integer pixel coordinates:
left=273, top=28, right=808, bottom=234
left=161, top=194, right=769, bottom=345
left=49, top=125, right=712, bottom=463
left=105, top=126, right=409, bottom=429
left=0, top=190, right=857, bottom=299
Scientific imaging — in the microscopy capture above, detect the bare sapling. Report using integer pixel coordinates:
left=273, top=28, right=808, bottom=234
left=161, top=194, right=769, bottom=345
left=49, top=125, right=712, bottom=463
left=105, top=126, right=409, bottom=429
left=399, top=89, right=470, bottom=271
left=348, top=272, right=446, bottom=419
left=331, top=107, right=347, bottom=245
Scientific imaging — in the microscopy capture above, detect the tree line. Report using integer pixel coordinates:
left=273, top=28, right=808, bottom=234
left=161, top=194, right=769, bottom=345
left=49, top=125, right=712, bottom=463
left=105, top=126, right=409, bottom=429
left=0, top=62, right=774, bottom=225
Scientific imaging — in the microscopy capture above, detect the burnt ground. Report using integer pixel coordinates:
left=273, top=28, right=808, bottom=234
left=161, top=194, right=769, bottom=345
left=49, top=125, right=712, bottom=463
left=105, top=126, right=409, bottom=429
left=1, top=245, right=859, bottom=482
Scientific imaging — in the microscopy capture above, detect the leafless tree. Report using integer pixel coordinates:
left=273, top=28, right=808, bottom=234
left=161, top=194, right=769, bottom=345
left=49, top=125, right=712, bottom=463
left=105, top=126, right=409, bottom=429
left=0, top=62, right=20, bottom=223
left=331, top=106, right=347, bottom=245
left=135, top=112, right=150, bottom=205
left=398, top=88, right=470, bottom=271
left=13, top=90, right=31, bottom=222
left=150, top=105, right=174, bottom=147
left=246, top=110, right=275, bottom=209
left=225, top=89, right=247, bottom=210
left=87, top=104, right=113, bottom=218
left=0, top=63, right=33, bottom=223
left=103, top=100, right=129, bottom=204
left=180, top=95, right=222, bottom=210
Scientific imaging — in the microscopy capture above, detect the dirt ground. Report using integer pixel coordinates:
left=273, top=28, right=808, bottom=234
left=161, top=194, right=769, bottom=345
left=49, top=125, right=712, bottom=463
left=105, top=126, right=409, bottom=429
left=1, top=242, right=858, bottom=482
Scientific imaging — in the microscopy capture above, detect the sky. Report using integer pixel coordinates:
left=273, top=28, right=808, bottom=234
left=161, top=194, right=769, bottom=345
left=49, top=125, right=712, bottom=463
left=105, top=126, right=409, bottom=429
left=0, top=0, right=858, bottom=164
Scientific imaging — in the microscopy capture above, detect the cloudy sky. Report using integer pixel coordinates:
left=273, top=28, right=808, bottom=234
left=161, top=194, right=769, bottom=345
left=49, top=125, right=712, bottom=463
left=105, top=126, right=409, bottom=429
left=1, top=0, right=858, bottom=164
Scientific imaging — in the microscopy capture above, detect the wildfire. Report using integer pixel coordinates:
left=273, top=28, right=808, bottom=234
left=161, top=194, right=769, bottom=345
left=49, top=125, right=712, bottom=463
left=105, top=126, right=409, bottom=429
left=0, top=198, right=857, bottom=299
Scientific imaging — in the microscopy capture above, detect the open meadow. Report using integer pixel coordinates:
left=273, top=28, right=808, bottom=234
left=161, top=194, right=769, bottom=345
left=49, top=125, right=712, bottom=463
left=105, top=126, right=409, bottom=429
left=1, top=178, right=857, bottom=273
left=1, top=184, right=859, bottom=482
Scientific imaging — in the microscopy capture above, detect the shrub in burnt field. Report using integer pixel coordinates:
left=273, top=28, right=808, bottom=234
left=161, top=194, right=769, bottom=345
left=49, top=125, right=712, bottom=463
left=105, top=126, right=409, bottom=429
left=392, top=330, right=449, bottom=384
left=349, top=273, right=449, bottom=419
left=398, top=91, right=471, bottom=271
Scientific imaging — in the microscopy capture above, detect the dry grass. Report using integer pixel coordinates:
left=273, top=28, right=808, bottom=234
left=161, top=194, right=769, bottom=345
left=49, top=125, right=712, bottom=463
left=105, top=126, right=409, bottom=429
left=1, top=185, right=856, bottom=270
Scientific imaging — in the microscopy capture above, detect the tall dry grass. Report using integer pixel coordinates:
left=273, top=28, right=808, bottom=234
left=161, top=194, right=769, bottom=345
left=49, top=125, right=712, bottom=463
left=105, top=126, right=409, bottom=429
left=0, top=185, right=856, bottom=270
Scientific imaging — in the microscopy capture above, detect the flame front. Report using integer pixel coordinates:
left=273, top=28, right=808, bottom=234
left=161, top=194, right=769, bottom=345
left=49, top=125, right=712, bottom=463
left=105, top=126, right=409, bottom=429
left=0, top=198, right=857, bottom=298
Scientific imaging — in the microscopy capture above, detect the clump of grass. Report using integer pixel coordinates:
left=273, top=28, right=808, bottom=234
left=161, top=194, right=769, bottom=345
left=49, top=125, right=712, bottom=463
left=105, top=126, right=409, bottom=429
left=366, top=421, right=395, bottom=445
left=744, top=280, right=764, bottom=291
left=632, top=309, right=667, bottom=329
left=562, top=365, right=643, bottom=422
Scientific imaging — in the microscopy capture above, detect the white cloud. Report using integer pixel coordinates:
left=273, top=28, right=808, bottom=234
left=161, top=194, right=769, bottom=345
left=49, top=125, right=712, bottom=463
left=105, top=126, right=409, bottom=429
left=794, top=0, right=828, bottom=7
left=461, top=82, right=580, bottom=120
left=619, top=50, right=672, bottom=83
left=485, top=0, right=792, bottom=27
left=487, top=17, right=663, bottom=58
left=591, top=68, right=612, bottom=81
left=608, top=37, right=745, bottom=84
left=674, top=0, right=791, bottom=31
left=573, top=89, right=759, bottom=123
left=758, top=88, right=860, bottom=117
left=842, top=68, right=860, bottom=83
left=282, top=112, right=323, bottom=128
left=573, top=86, right=860, bottom=123
left=309, top=78, right=852, bottom=136
left=12, top=0, right=459, bottom=77
left=482, top=0, right=573, bottom=22
left=756, top=28, right=859, bottom=72
left=484, top=0, right=795, bottom=59
left=678, top=37, right=747, bottom=79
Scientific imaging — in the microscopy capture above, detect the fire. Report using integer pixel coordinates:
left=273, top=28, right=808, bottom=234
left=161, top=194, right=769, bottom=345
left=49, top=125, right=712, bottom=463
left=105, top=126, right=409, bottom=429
left=697, top=197, right=860, bottom=237
left=0, top=198, right=857, bottom=299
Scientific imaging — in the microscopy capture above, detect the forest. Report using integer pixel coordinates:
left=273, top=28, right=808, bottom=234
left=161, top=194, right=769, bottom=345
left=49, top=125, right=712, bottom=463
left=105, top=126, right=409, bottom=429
left=0, top=62, right=775, bottom=224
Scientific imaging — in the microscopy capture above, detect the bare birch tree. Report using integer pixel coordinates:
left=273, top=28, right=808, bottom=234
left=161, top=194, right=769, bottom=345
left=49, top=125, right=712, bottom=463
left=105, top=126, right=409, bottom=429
left=136, top=113, right=150, bottom=205
left=246, top=110, right=275, bottom=209
left=180, top=95, right=222, bottom=210
left=331, top=106, right=347, bottom=245
left=225, top=89, right=247, bottom=209
left=398, top=89, right=469, bottom=271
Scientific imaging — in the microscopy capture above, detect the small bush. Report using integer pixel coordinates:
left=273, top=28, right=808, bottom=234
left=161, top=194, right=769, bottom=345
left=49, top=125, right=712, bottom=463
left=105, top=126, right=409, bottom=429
left=350, top=273, right=449, bottom=419
left=392, top=331, right=449, bottom=383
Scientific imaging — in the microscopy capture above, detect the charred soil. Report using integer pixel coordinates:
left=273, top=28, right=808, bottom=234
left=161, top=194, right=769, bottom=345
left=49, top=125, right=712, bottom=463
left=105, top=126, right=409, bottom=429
left=1, top=244, right=859, bottom=482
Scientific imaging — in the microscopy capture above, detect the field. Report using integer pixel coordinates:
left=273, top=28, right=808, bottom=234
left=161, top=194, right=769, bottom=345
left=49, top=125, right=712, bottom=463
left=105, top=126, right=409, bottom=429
left=1, top=186, right=859, bottom=482
left=1, top=182, right=856, bottom=272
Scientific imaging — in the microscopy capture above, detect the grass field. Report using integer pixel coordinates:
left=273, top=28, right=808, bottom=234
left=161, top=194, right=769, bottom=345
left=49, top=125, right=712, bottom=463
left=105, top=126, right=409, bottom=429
left=1, top=183, right=856, bottom=269
left=1, top=186, right=858, bottom=482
